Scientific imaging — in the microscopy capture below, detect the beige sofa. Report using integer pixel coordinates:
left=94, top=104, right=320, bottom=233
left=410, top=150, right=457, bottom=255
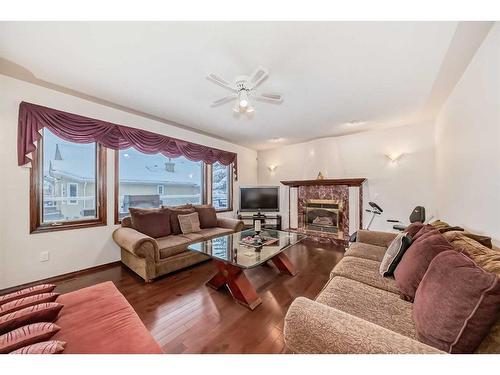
left=284, top=229, right=499, bottom=354
left=113, top=216, right=244, bottom=282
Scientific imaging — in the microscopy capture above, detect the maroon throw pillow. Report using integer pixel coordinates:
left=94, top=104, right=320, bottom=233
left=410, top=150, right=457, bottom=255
left=168, top=207, right=196, bottom=235
left=411, top=224, right=436, bottom=241
left=413, top=251, right=500, bottom=353
left=129, top=207, right=171, bottom=238
left=0, top=284, right=55, bottom=305
left=394, top=230, right=454, bottom=301
left=0, top=322, right=60, bottom=354
left=10, top=340, right=66, bottom=354
left=0, top=303, right=64, bottom=334
left=0, top=293, right=60, bottom=317
left=404, top=222, right=424, bottom=238
left=194, top=205, right=218, bottom=229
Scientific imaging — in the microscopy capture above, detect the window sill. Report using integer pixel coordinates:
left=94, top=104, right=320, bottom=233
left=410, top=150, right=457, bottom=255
left=30, top=220, right=107, bottom=234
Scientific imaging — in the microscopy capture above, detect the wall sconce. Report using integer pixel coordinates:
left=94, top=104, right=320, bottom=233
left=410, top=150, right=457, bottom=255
left=267, top=164, right=278, bottom=172
left=384, top=153, right=404, bottom=163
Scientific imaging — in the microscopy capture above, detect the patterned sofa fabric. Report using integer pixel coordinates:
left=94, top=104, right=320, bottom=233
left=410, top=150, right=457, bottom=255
left=343, top=242, right=387, bottom=262
left=316, top=276, right=416, bottom=339
left=284, top=297, right=442, bottom=354
left=330, top=256, right=400, bottom=294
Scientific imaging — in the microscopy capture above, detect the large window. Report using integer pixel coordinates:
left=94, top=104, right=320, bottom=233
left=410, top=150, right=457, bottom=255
left=211, top=162, right=233, bottom=212
left=115, top=148, right=205, bottom=221
left=30, top=128, right=107, bottom=233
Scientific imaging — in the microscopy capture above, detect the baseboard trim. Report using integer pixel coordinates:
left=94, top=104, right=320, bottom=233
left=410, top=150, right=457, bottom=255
left=0, top=261, right=122, bottom=295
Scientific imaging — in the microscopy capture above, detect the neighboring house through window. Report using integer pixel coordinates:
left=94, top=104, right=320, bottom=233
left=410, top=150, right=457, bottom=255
left=67, top=182, right=78, bottom=205
left=30, top=128, right=107, bottom=233
left=116, top=148, right=204, bottom=221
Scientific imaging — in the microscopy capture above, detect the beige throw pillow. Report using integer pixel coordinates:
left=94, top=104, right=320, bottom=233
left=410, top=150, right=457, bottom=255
left=178, top=212, right=201, bottom=234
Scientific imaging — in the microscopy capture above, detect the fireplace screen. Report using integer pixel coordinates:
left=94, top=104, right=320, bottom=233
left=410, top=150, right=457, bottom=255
left=304, top=199, right=341, bottom=234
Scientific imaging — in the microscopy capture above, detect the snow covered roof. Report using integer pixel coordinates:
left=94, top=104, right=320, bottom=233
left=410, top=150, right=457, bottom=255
left=44, top=137, right=201, bottom=186
left=119, top=148, right=202, bottom=185
left=47, top=143, right=97, bottom=182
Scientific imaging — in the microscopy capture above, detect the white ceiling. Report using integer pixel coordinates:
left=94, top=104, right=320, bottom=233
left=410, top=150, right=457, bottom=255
left=0, top=22, right=460, bottom=149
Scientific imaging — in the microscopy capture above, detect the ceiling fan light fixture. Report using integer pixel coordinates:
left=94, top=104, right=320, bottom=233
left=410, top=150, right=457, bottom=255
left=207, top=66, right=282, bottom=114
left=238, top=90, right=249, bottom=109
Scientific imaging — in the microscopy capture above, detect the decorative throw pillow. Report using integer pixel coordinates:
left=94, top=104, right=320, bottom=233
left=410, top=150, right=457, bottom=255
left=404, top=222, right=424, bottom=238
left=0, top=303, right=64, bottom=334
left=411, top=224, right=436, bottom=241
left=0, top=322, right=61, bottom=354
left=413, top=251, right=500, bottom=353
left=178, top=212, right=201, bottom=234
left=168, top=207, right=196, bottom=235
left=462, top=232, right=493, bottom=249
left=437, top=226, right=464, bottom=234
left=379, top=233, right=412, bottom=277
left=394, top=230, right=454, bottom=301
left=10, top=340, right=66, bottom=354
left=121, top=216, right=133, bottom=228
left=129, top=207, right=171, bottom=238
left=443, top=231, right=500, bottom=274
left=0, top=284, right=56, bottom=305
left=429, top=219, right=450, bottom=229
left=0, top=293, right=60, bottom=317
left=194, top=205, right=218, bottom=228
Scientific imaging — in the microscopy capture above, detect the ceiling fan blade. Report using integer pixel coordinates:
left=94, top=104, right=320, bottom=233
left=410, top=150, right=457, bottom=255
left=207, top=73, right=237, bottom=92
left=255, top=92, right=283, bottom=103
left=247, top=66, right=269, bottom=89
left=211, top=95, right=237, bottom=107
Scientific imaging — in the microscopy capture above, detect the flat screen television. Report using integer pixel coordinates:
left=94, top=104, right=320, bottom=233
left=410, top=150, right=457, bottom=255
left=239, top=186, right=280, bottom=212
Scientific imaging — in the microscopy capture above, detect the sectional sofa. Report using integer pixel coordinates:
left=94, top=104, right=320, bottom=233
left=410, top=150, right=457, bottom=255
left=284, top=229, right=500, bottom=354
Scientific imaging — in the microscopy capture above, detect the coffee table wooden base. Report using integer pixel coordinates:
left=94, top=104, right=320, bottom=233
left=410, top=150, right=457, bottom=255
left=207, top=252, right=296, bottom=310
left=207, top=260, right=262, bottom=310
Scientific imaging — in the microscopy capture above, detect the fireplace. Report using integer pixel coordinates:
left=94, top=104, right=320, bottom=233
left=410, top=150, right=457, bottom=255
left=305, top=199, right=341, bottom=234
left=281, top=178, right=366, bottom=246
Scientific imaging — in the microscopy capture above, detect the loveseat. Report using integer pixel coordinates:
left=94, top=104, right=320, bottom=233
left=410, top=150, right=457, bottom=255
left=284, top=229, right=500, bottom=354
left=113, top=212, right=244, bottom=282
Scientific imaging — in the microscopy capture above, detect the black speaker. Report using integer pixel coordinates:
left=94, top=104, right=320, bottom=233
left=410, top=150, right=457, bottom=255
left=409, top=206, right=426, bottom=223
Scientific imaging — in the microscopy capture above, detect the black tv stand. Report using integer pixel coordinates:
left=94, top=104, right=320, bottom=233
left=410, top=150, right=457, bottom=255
left=237, top=213, right=282, bottom=231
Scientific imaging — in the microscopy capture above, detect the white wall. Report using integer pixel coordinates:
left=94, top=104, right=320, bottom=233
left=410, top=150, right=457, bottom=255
left=0, top=75, right=257, bottom=289
left=435, top=24, right=500, bottom=246
left=257, top=122, right=437, bottom=232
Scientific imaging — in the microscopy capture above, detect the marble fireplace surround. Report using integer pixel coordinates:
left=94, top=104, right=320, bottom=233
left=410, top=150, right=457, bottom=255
left=281, top=178, right=366, bottom=244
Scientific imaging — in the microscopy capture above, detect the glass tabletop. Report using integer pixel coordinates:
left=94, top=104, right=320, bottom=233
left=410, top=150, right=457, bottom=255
left=187, top=229, right=307, bottom=269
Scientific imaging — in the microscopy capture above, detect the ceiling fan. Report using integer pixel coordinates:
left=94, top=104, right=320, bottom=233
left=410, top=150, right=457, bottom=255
left=207, top=66, right=283, bottom=113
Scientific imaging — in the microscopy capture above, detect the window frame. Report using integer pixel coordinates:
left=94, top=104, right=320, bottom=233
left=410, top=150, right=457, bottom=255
left=114, top=150, right=207, bottom=224
left=29, top=134, right=107, bottom=234
left=209, top=162, right=234, bottom=213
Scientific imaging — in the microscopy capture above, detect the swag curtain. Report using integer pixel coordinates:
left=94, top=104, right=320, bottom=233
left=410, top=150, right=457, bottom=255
left=17, top=102, right=238, bottom=179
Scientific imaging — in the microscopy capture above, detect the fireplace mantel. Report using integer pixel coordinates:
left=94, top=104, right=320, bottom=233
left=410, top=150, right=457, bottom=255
left=280, top=178, right=366, bottom=187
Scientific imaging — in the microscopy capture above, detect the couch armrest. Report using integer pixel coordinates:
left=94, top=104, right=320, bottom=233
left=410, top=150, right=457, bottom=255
left=284, top=297, right=443, bottom=354
left=356, top=230, right=397, bottom=248
left=112, top=227, right=158, bottom=259
left=217, top=217, right=244, bottom=232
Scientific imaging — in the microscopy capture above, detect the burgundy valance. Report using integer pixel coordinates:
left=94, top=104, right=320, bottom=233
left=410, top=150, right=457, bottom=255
left=18, top=102, right=238, bottom=178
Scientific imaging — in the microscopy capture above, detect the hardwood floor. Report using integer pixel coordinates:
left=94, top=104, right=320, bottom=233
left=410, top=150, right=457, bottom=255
left=9, top=240, right=344, bottom=353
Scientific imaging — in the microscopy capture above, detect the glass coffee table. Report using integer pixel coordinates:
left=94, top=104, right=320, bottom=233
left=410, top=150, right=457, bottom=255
left=188, top=229, right=307, bottom=310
